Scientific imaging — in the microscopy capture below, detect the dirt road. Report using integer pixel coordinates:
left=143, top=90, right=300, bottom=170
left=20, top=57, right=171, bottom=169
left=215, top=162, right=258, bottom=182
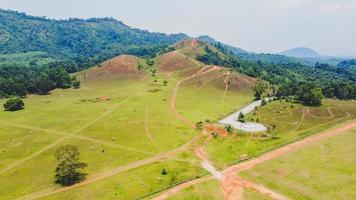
left=152, top=121, right=356, bottom=200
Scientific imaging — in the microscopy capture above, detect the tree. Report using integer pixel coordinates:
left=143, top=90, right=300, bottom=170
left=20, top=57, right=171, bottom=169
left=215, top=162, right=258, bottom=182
left=3, top=97, right=24, bottom=111
left=195, top=121, right=203, bottom=130
left=72, top=81, right=81, bottom=89
left=163, top=80, right=168, bottom=86
left=238, top=112, right=245, bottom=123
left=55, top=145, right=87, bottom=186
left=252, top=80, right=266, bottom=100
left=35, top=74, right=54, bottom=95
left=297, top=82, right=323, bottom=106
left=161, top=168, right=168, bottom=175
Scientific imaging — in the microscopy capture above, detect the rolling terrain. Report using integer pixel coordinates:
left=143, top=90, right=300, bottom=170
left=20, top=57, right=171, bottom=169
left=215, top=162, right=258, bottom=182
left=0, top=38, right=355, bottom=200
left=0, top=39, right=256, bottom=200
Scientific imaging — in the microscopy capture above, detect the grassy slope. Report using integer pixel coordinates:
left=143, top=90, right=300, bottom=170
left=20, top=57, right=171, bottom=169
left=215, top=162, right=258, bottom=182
left=205, top=99, right=356, bottom=168
left=166, top=179, right=223, bottom=200
left=1, top=40, right=354, bottom=199
left=0, top=44, right=258, bottom=199
left=240, top=127, right=356, bottom=200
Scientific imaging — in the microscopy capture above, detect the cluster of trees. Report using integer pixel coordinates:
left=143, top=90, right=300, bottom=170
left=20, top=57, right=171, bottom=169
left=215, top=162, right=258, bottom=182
left=0, top=63, right=80, bottom=97
left=197, top=43, right=356, bottom=104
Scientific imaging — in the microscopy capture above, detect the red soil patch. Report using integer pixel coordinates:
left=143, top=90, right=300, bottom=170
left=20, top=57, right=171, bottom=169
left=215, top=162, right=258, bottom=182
left=204, top=124, right=229, bottom=137
left=157, top=51, right=201, bottom=73
left=173, top=39, right=202, bottom=49
left=84, top=55, right=145, bottom=79
left=98, top=96, right=111, bottom=101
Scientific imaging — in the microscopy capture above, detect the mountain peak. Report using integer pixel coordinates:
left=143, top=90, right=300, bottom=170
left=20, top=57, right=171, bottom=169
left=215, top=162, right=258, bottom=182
left=279, top=47, right=320, bottom=58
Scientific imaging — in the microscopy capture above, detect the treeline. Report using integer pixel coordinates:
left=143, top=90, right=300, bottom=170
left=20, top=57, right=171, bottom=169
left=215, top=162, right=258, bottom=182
left=0, top=63, right=79, bottom=97
left=197, top=43, right=356, bottom=104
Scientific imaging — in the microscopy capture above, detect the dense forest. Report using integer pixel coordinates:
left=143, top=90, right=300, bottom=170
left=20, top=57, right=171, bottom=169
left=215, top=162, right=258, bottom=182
left=0, top=9, right=188, bottom=67
left=197, top=43, right=356, bottom=103
left=0, top=63, right=78, bottom=97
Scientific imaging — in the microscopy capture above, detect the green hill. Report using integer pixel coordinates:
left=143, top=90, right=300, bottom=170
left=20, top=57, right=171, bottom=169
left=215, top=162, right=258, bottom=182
left=0, top=9, right=188, bottom=66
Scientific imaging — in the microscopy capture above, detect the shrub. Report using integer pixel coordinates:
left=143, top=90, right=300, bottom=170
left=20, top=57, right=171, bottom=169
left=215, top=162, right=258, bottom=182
left=72, top=81, right=81, bottom=89
left=3, top=97, right=24, bottom=111
left=161, top=168, right=168, bottom=175
left=195, top=121, right=203, bottom=130
left=238, top=112, right=245, bottom=123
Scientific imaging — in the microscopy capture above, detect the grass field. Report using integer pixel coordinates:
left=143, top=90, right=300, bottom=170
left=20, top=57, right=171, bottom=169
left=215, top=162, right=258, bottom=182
left=0, top=41, right=259, bottom=200
left=205, top=99, right=356, bottom=168
left=165, top=179, right=223, bottom=200
left=240, top=126, right=356, bottom=200
left=0, top=40, right=355, bottom=200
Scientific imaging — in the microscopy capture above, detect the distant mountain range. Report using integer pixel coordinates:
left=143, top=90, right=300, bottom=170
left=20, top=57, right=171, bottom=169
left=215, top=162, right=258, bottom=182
left=279, top=47, right=320, bottom=58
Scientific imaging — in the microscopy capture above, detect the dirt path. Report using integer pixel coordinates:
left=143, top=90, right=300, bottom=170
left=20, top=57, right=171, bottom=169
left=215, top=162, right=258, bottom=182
left=0, top=76, right=150, bottom=175
left=170, top=66, right=218, bottom=128
left=194, top=73, right=226, bottom=93
left=18, top=132, right=204, bottom=200
left=0, top=122, right=154, bottom=156
left=144, top=106, right=160, bottom=150
left=220, top=72, right=230, bottom=104
left=152, top=121, right=356, bottom=200
left=294, top=107, right=306, bottom=131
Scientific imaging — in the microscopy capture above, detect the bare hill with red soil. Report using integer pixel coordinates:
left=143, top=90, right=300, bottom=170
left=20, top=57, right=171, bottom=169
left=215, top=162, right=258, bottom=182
left=81, top=55, right=147, bottom=79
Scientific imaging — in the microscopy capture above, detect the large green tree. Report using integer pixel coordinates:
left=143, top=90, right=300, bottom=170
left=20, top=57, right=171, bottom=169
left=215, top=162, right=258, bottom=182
left=55, top=145, right=87, bottom=186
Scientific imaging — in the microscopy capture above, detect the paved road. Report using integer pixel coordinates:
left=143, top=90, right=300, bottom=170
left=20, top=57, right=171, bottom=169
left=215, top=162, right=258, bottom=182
left=219, top=98, right=272, bottom=132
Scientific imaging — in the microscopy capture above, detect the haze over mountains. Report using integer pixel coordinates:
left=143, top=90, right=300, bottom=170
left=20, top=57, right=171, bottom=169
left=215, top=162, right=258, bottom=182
left=279, top=47, right=320, bottom=58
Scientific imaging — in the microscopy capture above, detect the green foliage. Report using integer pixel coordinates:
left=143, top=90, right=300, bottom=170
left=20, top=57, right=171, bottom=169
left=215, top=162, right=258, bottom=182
left=161, top=168, right=168, bottom=175
left=225, top=125, right=234, bottom=133
left=297, top=83, right=323, bottom=106
left=238, top=112, right=245, bottom=123
left=196, top=43, right=355, bottom=101
left=252, top=80, right=266, bottom=100
left=0, top=64, right=73, bottom=96
left=55, top=145, right=87, bottom=186
left=72, top=80, right=80, bottom=89
left=3, top=97, right=24, bottom=111
left=195, top=121, right=203, bottom=130
left=163, top=80, right=168, bottom=86
left=0, top=10, right=188, bottom=68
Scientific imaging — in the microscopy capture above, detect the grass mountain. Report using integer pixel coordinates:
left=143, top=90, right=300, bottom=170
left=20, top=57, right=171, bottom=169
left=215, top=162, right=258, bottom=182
left=279, top=47, right=320, bottom=58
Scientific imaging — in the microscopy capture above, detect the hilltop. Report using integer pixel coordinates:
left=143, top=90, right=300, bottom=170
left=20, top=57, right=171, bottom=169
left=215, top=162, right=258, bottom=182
left=279, top=47, right=320, bottom=58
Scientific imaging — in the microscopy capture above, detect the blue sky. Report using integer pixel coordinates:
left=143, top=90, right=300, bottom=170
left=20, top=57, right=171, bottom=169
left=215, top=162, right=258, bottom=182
left=1, top=0, right=355, bottom=56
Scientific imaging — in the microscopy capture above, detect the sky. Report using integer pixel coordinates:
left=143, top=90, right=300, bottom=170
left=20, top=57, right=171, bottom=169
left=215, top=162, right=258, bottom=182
left=1, top=0, right=355, bottom=56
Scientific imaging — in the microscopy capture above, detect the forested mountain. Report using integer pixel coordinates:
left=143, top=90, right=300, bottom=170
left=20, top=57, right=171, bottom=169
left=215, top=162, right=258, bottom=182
left=0, top=9, right=188, bottom=67
left=338, top=59, right=356, bottom=68
left=279, top=47, right=320, bottom=58
left=197, top=35, right=248, bottom=54
left=196, top=42, right=356, bottom=100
